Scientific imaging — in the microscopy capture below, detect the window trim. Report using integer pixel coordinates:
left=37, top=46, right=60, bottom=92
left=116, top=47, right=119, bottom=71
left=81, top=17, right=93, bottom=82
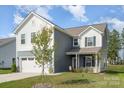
left=31, top=32, right=36, bottom=43
left=85, top=56, right=92, bottom=67
left=73, top=38, right=79, bottom=47
left=21, top=58, right=27, bottom=61
left=21, top=34, right=25, bottom=44
left=85, top=36, right=96, bottom=47
left=28, top=57, right=34, bottom=61
left=87, top=37, right=94, bottom=46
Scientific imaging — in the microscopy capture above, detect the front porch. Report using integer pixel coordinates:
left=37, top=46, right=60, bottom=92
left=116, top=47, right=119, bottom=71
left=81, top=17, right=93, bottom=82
left=66, top=47, right=101, bottom=73
left=71, top=54, right=99, bottom=73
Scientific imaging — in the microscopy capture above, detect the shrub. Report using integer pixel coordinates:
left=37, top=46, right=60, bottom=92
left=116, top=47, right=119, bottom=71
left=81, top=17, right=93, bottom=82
left=72, top=68, right=93, bottom=73
left=49, top=66, right=53, bottom=73
left=0, top=68, right=11, bottom=70
left=11, top=63, right=16, bottom=72
left=72, top=68, right=83, bottom=73
left=83, top=68, right=89, bottom=73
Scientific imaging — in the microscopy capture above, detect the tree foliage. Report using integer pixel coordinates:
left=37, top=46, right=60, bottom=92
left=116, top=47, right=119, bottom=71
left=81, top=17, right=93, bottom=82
left=121, top=28, right=124, bottom=61
left=32, top=27, right=54, bottom=74
left=121, top=29, right=124, bottom=47
left=107, top=29, right=121, bottom=64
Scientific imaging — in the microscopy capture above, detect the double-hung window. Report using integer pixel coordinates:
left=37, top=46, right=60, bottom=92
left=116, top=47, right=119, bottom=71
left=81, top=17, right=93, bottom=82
left=85, top=36, right=96, bottom=47
left=21, top=34, right=25, bottom=44
left=73, top=38, right=79, bottom=47
left=31, top=32, right=36, bottom=43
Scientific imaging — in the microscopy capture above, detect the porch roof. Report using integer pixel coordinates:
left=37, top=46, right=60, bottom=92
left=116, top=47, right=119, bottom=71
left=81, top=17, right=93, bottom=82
left=66, top=47, right=101, bottom=55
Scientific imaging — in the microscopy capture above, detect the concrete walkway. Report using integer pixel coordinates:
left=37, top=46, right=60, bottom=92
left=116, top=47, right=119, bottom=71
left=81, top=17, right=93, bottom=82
left=0, top=73, right=61, bottom=83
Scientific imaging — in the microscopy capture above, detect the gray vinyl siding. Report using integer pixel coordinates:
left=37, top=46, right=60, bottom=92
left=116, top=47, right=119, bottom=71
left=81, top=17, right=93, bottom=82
left=0, top=40, right=16, bottom=68
left=54, top=29, right=73, bottom=72
left=102, top=28, right=108, bottom=49
left=101, top=27, right=108, bottom=71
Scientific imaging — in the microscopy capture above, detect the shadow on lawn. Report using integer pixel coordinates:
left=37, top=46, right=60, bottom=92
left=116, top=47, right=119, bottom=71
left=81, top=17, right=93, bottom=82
left=62, top=79, right=94, bottom=84
left=105, top=70, right=124, bottom=74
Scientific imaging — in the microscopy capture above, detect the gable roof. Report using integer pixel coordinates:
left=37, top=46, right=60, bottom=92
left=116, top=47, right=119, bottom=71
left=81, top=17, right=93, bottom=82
left=64, top=23, right=107, bottom=36
left=14, top=12, right=66, bottom=35
left=0, top=37, right=16, bottom=47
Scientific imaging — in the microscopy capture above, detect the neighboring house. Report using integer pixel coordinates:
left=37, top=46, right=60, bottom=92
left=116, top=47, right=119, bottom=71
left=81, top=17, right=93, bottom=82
left=0, top=12, right=108, bottom=73
left=0, top=37, right=16, bottom=68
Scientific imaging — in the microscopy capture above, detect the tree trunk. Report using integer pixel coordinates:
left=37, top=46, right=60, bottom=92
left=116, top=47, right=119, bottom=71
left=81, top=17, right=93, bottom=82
left=42, top=63, right=44, bottom=75
left=41, top=63, right=45, bottom=84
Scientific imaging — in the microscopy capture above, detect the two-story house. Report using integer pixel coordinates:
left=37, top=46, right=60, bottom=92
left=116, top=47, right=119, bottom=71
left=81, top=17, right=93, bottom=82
left=0, top=12, right=108, bottom=73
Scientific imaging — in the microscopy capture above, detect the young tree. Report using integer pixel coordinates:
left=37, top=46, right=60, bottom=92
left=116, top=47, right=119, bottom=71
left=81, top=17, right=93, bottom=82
left=108, top=29, right=121, bottom=64
left=32, top=27, right=54, bottom=75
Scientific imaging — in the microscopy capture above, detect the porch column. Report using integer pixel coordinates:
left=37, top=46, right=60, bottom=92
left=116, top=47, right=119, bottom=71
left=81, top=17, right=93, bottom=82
left=78, top=54, right=80, bottom=68
left=95, top=54, right=98, bottom=73
left=76, top=53, right=78, bottom=69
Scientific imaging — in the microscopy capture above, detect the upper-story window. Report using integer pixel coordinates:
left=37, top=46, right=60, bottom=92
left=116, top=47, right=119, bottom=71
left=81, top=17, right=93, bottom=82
left=73, top=38, right=79, bottom=47
left=21, top=34, right=25, bottom=44
left=85, top=36, right=96, bottom=47
left=31, top=32, right=36, bottom=43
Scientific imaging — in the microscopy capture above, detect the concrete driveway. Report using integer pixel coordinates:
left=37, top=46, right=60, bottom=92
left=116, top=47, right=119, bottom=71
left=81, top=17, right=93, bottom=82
left=0, top=73, right=41, bottom=83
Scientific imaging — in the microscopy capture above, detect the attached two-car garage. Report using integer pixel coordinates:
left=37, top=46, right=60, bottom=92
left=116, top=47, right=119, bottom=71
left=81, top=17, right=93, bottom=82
left=21, top=57, right=42, bottom=73
left=17, top=51, right=43, bottom=73
left=19, top=56, right=49, bottom=73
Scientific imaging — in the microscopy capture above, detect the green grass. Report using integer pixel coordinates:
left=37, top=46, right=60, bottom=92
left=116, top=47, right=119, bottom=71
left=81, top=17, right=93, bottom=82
left=0, top=69, right=12, bottom=74
left=1, top=65, right=124, bottom=88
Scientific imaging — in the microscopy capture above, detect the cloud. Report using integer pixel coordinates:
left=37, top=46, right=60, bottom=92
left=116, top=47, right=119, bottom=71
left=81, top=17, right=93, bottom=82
left=8, top=33, right=16, bottom=37
left=13, top=6, right=53, bottom=26
left=94, top=17, right=124, bottom=32
left=62, top=5, right=88, bottom=22
left=122, top=6, right=124, bottom=12
left=13, top=12, right=24, bottom=25
left=14, top=5, right=88, bottom=26
left=0, top=33, right=15, bottom=38
left=110, top=9, right=116, bottom=13
left=35, top=6, right=53, bottom=21
left=15, top=6, right=53, bottom=21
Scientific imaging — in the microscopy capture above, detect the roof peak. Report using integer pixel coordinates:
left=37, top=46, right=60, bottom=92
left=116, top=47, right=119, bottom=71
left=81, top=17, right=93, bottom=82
left=64, top=23, right=107, bottom=30
left=65, top=23, right=107, bottom=36
left=14, top=11, right=65, bottom=34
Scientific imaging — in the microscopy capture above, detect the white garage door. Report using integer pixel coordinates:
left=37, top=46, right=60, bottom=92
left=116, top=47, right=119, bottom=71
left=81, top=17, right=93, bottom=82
left=21, top=57, right=42, bottom=73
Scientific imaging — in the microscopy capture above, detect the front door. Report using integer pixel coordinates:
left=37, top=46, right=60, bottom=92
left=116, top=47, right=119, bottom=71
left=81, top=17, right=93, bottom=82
left=72, top=57, right=76, bottom=69
left=85, top=56, right=92, bottom=67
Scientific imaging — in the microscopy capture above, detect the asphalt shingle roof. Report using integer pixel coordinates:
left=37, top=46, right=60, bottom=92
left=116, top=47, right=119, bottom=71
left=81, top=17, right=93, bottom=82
left=0, top=37, right=15, bottom=47
left=64, top=23, right=107, bottom=36
left=66, top=47, right=101, bottom=55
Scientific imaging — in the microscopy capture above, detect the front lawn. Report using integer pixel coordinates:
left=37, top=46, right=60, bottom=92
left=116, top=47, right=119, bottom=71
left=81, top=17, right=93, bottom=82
left=0, top=65, right=124, bottom=88
left=0, top=69, right=12, bottom=74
